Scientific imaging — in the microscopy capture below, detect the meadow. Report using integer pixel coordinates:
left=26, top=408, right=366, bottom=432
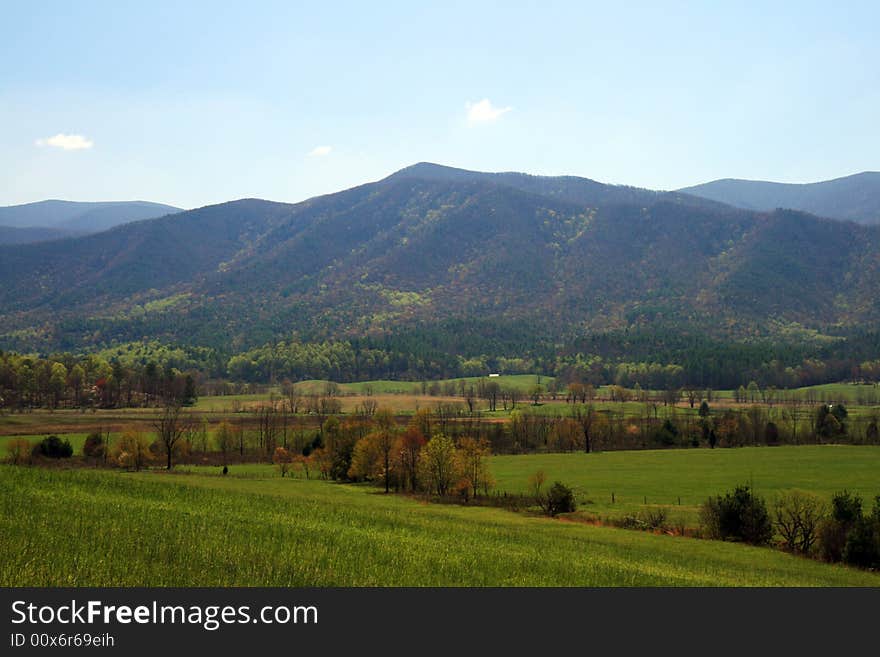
left=2, top=464, right=878, bottom=587
left=491, top=446, right=880, bottom=523
left=2, top=377, right=878, bottom=587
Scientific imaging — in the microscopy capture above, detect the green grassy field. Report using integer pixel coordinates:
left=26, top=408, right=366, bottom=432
left=191, top=393, right=282, bottom=412
left=188, top=377, right=878, bottom=416
left=491, top=446, right=880, bottom=522
left=183, top=445, right=880, bottom=525
left=2, top=464, right=877, bottom=587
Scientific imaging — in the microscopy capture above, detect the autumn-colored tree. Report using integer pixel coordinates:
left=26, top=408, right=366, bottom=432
left=310, top=447, right=331, bottom=479
left=394, top=420, right=426, bottom=491
left=549, top=418, right=581, bottom=452
left=273, top=446, right=293, bottom=477
left=348, top=433, right=383, bottom=482
left=6, top=438, right=31, bottom=465
left=455, top=437, right=494, bottom=498
left=345, top=411, right=398, bottom=487
left=294, top=452, right=314, bottom=479
left=373, top=408, right=399, bottom=493
left=113, top=430, right=151, bottom=471
left=418, top=434, right=457, bottom=497
left=714, top=410, right=743, bottom=447
left=412, top=407, right=432, bottom=439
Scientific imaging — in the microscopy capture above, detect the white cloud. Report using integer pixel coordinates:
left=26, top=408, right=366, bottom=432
left=35, top=133, right=94, bottom=150
left=466, top=98, right=512, bottom=123
left=308, top=145, right=332, bottom=156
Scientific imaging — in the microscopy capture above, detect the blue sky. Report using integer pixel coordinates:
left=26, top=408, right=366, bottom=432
left=1, top=1, right=878, bottom=208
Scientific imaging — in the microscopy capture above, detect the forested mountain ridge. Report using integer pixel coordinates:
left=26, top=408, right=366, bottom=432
left=0, top=199, right=182, bottom=238
left=1, top=164, right=879, bottom=363
left=679, top=172, right=880, bottom=225
left=0, top=225, right=85, bottom=245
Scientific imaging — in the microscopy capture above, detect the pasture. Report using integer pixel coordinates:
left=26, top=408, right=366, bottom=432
left=2, top=464, right=878, bottom=587
left=491, top=446, right=880, bottom=523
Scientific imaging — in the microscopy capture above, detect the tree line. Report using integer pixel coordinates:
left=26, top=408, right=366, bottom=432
left=0, top=351, right=196, bottom=411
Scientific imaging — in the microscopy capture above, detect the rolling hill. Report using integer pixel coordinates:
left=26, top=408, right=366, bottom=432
left=679, top=172, right=880, bottom=225
left=0, top=199, right=182, bottom=241
left=0, top=164, right=878, bottom=356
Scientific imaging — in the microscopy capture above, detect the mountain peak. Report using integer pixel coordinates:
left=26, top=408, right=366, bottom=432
left=386, top=162, right=485, bottom=182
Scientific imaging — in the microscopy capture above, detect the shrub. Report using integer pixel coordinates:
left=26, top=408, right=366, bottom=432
left=830, top=490, right=862, bottom=525
left=611, top=515, right=646, bottom=530
left=819, top=519, right=849, bottom=562
left=700, top=485, right=773, bottom=545
left=35, top=435, right=73, bottom=459
left=639, top=507, right=670, bottom=531
left=545, top=482, right=576, bottom=516
left=842, top=519, right=880, bottom=569
left=82, top=432, right=106, bottom=460
left=529, top=471, right=576, bottom=516
left=820, top=491, right=866, bottom=563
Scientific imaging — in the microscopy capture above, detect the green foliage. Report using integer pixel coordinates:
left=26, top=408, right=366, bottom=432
left=700, top=485, right=773, bottom=545
left=1, top=173, right=880, bottom=391
left=36, top=435, right=73, bottom=459
left=545, top=482, right=577, bottom=516
left=830, top=490, right=862, bottom=525
left=654, top=419, right=679, bottom=447
left=818, top=491, right=880, bottom=567
left=842, top=519, right=880, bottom=569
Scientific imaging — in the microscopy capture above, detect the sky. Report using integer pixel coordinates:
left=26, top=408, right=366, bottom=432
left=1, top=1, right=879, bottom=209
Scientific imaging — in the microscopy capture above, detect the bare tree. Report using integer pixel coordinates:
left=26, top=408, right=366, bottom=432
left=572, top=404, right=595, bottom=453
left=153, top=400, right=190, bottom=470
left=773, top=491, right=826, bottom=555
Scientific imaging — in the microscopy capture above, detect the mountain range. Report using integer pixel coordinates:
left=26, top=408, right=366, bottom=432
left=679, top=172, right=880, bottom=225
left=0, top=164, right=878, bottom=358
left=0, top=200, right=181, bottom=244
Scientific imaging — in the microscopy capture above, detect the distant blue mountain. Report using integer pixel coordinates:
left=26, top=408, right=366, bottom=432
left=0, top=199, right=182, bottom=240
left=679, top=172, right=880, bottom=225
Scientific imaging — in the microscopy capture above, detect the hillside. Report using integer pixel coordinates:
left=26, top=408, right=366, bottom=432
left=0, top=225, right=83, bottom=245
left=0, top=199, right=182, bottom=234
left=4, top=465, right=877, bottom=586
left=679, top=172, right=880, bottom=225
left=0, top=164, right=879, bottom=358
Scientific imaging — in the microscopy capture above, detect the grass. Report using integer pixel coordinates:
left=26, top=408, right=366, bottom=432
left=491, top=446, right=880, bottom=523
left=1, top=464, right=877, bottom=587
left=191, top=393, right=283, bottom=412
